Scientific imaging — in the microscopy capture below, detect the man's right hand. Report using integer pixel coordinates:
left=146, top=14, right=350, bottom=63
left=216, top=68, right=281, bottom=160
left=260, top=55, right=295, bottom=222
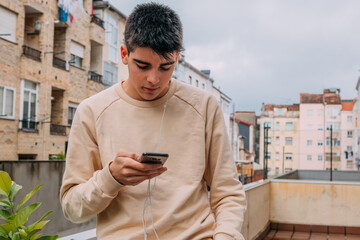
left=109, top=149, right=167, bottom=186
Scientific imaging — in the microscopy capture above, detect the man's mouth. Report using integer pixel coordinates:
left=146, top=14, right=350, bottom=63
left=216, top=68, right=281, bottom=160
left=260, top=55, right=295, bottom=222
left=143, top=86, right=159, bottom=93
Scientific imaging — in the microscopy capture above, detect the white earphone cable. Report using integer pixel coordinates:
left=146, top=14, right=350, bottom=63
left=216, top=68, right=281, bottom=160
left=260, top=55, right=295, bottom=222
left=143, top=88, right=170, bottom=240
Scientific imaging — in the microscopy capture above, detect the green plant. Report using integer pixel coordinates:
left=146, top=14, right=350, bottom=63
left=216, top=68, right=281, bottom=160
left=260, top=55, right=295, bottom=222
left=0, top=171, right=58, bottom=240
left=49, top=152, right=66, bottom=160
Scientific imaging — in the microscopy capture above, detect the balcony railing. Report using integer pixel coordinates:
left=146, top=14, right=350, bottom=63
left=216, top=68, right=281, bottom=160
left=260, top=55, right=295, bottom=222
left=22, top=45, right=41, bottom=61
left=91, top=14, right=104, bottom=28
left=50, top=124, right=67, bottom=136
left=19, top=120, right=38, bottom=132
left=53, top=56, right=68, bottom=71
left=88, top=71, right=103, bottom=83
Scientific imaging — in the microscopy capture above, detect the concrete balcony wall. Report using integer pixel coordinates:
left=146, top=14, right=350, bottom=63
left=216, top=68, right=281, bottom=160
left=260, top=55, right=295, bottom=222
left=242, top=181, right=270, bottom=240
left=270, top=180, right=360, bottom=227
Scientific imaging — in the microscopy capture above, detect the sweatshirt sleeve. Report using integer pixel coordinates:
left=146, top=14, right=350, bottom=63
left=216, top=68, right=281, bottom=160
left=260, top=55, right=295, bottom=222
left=60, top=101, right=123, bottom=223
left=203, top=97, right=247, bottom=240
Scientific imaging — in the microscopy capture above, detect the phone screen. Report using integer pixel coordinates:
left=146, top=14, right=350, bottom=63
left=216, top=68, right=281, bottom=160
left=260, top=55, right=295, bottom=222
left=140, top=152, right=169, bottom=164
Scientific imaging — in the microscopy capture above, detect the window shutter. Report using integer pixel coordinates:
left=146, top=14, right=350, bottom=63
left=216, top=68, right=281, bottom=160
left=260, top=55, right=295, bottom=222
left=70, top=41, right=84, bottom=58
left=0, top=6, right=17, bottom=43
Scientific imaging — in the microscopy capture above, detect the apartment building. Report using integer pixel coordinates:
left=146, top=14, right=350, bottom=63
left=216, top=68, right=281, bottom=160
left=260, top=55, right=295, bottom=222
left=299, top=89, right=342, bottom=170
left=0, top=0, right=127, bottom=160
left=259, top=104, right=300, bottom=176
left=341, top=99, right=356, bottom=170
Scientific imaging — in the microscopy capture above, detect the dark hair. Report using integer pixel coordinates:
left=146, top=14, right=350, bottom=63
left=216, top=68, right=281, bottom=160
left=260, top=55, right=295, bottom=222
left=124, top=3, right=183, bottom=60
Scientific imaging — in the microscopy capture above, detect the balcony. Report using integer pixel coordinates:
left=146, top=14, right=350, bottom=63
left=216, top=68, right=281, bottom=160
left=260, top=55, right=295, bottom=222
left=88, top=71, right=103, bottom=84
left=91, top=14, right=104, bottom=28
left=50, top=124, right=67, bottom=136
left=22, top=45, right=41, bottom=61
left=53, top=56, right=68, bottom=71
left=242, top=170, right=360, bottom=239
left=19, top=120, right=38, bottom=132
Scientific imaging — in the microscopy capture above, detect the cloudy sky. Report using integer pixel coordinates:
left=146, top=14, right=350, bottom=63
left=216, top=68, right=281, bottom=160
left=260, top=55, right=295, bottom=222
left=109, top=0, right=360, bottom=112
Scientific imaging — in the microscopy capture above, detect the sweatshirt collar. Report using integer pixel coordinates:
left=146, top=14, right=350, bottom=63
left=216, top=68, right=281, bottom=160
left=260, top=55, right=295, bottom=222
left=115, top=79, right=176, bottom=108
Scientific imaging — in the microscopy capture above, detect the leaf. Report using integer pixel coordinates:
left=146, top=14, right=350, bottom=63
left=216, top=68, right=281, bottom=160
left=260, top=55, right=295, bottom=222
left=9, top=183, right=22, bottom=201
left=12, top=203, right=41, bottom=232
left=16, top=185, right=42, bottom=212
left=26, top=229, right=41, bottom=239
left=0, top=172, right=13, bottom=197
left=36, top=235, right=58, bottom=240
left=0, top=223, right=11, bottom=234
left=0, top=226, right=7, bottom=236
left=26, top=211, right=52, bottom=233
left=0, top=199, right=11, bottom=209
left=0, top=210, right=10, bottom=220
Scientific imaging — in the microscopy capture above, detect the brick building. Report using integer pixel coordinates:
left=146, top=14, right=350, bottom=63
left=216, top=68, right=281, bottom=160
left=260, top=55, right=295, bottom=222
left=0, top=0, right=126, bottom=160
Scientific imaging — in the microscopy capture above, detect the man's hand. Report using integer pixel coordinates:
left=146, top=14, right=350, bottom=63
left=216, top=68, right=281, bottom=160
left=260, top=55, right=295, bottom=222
left=109, top=149, right=167, bottom=186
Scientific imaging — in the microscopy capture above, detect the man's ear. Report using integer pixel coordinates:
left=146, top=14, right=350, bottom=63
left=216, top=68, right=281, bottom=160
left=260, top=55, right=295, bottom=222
left=121, top=45, right=128, bottom=65
left=175, top=52, right=181, bottom=63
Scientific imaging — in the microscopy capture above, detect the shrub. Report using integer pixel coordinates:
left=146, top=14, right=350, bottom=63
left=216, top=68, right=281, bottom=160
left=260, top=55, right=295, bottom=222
left=0, top=171, right=58, bottom=240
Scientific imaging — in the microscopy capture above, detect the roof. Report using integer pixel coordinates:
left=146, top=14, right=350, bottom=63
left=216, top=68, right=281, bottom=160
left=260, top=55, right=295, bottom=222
left=300, top=89, right=342, bottom=105
left=230, top=116, right=252, bottom=126
left=263, top=104, right=299, bottom=111
left=341, top=99, right=355, bottom=111
left=300, top=93, right=323, bottom=104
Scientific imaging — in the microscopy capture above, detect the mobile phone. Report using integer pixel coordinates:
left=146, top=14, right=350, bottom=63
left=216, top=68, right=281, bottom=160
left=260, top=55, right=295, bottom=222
left=140, top=152, right=169, bottom=165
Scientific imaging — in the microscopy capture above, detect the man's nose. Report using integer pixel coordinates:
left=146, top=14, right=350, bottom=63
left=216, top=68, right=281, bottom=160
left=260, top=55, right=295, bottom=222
left=147, top=70, right=160, bottom=85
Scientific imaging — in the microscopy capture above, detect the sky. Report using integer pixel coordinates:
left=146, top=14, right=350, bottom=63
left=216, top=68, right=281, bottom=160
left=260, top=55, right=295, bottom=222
left=109, top=0, right=360, bottom=112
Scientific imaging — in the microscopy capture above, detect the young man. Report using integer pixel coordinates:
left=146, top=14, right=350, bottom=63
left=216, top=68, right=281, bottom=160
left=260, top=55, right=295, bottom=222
left=60, top=3, right=246, bottom=240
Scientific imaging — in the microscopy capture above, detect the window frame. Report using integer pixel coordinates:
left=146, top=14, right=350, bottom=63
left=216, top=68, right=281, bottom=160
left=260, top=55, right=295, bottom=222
left=0, top=85, right=16, bottom=119
left=19, top=80, right=38, bottom=130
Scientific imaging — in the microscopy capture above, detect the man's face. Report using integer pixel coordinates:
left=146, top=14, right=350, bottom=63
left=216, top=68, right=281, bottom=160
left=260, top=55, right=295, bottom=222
left=121, top=46, right=179, bottom=101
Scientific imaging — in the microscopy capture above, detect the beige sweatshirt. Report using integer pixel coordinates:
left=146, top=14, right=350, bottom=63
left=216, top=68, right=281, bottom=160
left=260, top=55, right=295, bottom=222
left=60, top=80, right=246, bottom=240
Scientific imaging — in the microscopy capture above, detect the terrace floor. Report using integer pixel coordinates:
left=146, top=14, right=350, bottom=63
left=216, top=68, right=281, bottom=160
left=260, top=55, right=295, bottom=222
left=264, top=223, right=360, bottom=240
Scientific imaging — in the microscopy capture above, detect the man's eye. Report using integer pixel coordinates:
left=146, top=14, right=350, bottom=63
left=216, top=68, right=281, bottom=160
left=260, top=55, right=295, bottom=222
left=160, top=67, right=171, bottom=71
left=137, top=65, right=148, bottom=70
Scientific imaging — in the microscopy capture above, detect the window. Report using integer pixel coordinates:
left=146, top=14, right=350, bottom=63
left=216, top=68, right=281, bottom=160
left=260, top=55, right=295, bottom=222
left=0, top=85, right=15, bottom=119
left=275, top=167, right=279, bottom=175
left=285, top=122, right=293, bottom=130
left=318, top=125, right=323, bottom=131
left=347, top=146, right=352, bottom=152
left=307, top=140, right=312, bottom=146
left=275, top=152, right=280, bottom=160
left=348, top=131, right=353, bottom=138
left=105, top=13, right=119, bottom=63
left=0, top=6, right=17, bottom=43
left=278, top=108, right=283, bottom=116
left=20, top=80, right=38, bottom=130
left=196, top=79, right=199, bottom=87
left=265, top=152, right=271, bottom=160
left=318, top=140, right=323, bottom=146
left=285, top=168, right=292, bottom=173
left=202, top=83, right=205, bottom=89
left=103, top=62, right=118, bottom=88
left=347, top=116, right=353, bottom=123
left=326, top=137, right=340, bottom=147
left=265, top=137, right=271, bottom=144
left=326, top=122, right=340, bottom=132
left=275, top=122, right=280, bottom=130
left=318, top=155, right=323, bottom=161
left=276, top=136, right=280, bottom=145
left=285, top=153, right=293, bottom=160
left=70, top=41, right=84, bottom=68
left=307, top=155, right=312, bottom=161
left=68, top=102, right=78, bottom=125
left=307, top=124, right=312, bottom=131
left=189, top=76, right=192, bottom=85
left=264, top=122, right=271, bottom=129
left=307, top=110, right=313, bottom=116
left=285, top=137, right=293, bottom=145
left=318, top=109, right=323, bottom=116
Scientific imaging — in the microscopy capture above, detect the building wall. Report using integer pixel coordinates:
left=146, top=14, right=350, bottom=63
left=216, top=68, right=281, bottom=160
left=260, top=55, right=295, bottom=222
left=341, top=109, right=355, bottom=170
left=0, top=0, right=106, bottom=160
left=299, top=103, right=326, bottom=170
left=259, top=107, right=300, bottom=176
